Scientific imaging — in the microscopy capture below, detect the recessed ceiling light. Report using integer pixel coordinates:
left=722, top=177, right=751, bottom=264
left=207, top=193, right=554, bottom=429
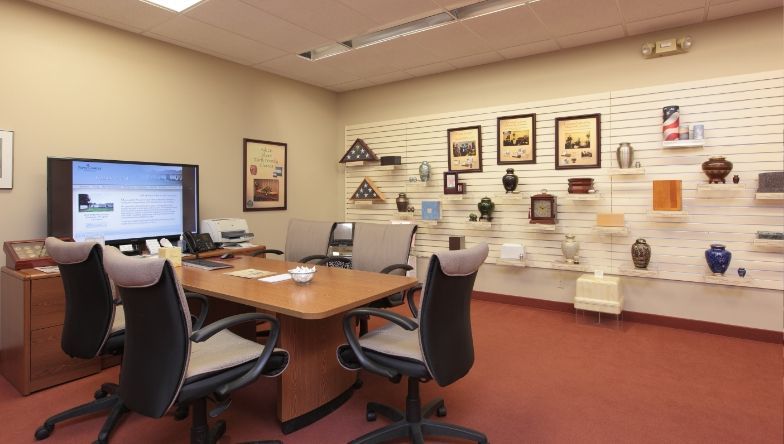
left=347, top=12, right=455, bottom=49
left=298, top=42, right=352, bottom=61
left=453, top=0, right=539, bottom=20
left=141, top=0, right=205, bottom=13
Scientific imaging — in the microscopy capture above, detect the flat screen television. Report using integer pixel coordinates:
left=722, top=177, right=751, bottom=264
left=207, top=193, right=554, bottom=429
left=330, top=222, right=354, bottom=246
left=47, top=157, right=199, bottom=247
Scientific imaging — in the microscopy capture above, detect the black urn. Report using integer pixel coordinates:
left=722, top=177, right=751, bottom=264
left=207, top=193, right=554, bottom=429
left=631, top=239, right=651, bottom=269
left=502, top=168, right=519, bottom=193
left=395, top=193, right=409, bottom=212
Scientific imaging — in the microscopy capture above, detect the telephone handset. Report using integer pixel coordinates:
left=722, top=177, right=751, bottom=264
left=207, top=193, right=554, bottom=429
left=183, top=231, right=217, bottom=254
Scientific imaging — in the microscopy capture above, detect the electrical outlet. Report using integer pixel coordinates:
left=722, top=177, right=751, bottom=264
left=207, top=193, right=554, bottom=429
left=557, top=279, right=565, bottom=289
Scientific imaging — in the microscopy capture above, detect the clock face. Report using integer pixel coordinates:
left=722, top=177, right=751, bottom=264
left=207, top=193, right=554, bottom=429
left=533, top=200, right=552, bottom=218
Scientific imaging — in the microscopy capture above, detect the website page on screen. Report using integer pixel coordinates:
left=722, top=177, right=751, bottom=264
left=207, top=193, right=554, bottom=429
left=72, top=161, right=184, bottom=241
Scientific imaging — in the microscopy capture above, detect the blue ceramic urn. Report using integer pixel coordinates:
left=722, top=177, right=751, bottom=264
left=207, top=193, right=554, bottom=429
left=705, top=244, right=731, bottom=275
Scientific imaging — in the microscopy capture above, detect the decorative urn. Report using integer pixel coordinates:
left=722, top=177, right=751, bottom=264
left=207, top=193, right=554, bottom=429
left=561, top=234, right=579, bottom=264
left=705, top=244, right=732, bottom=275
left=477, top=197, right=495, bottom=222
left=701, top=156, right=733, bottom=184
left=737, top=267, right=747, bottom=278
left=395, top=193, right=409, bottom=212
left=631, top=239, right=651, bottom=269
left=502, top=168, right=519, bottom=193
left=616, top=142, right=634, bottom=169
left=418, top=161, right=431, bottom=182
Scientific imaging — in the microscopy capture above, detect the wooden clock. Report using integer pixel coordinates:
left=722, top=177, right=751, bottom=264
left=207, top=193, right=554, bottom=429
left=3, top=239, right=59, bottom=270
left=530, top=190, right=557, bottom=224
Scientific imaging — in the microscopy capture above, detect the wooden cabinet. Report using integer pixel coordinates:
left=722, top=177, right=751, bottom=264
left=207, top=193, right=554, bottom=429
left=1, top=267, right=101, bottom=395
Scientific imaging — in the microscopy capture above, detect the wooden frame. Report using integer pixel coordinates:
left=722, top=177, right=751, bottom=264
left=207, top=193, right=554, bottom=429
left=497, top=114, right=536, bottom=164
left=443, top=172, right=460, bottom=194
left=243, top=138, right=287, bottom=211
left=350, top=177, right=385, bottom=202
left=555, top=114, right=601, bottom=170
left=447, top=125, right=482, bottom=173
left=0, top=130, right=13, bottom=189
left=339, top=138, right=378, bottom=163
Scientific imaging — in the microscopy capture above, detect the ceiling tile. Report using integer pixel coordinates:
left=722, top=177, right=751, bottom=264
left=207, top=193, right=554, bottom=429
left=617, top=0, right=706, bottom=23
left=556, top=25, right=625, bottom=49
left=401, top=22, right=495, bottom=60
left=461, top=5, right=551, bottom=49
left=530, top=0, right=623, bottom=37
left=498, top=39, right=560, bottom=59
left=707, top=0, right=783, bottom=20
left=365, top=71, right=415, bottom=85
left=258, top=55, right=360, bottom=87
left=326, top=78, right=377, bottom=92
left=241, top=0, right=378, bottom=41
left=447, top=51, right=504, bottom=69
left=186, top=0, right=331, bottom=53
left=337, top=0, right=443, bottom=28
left=27, top=0, right=175, bottom=32
left=348, top=36, right=446, bottom=70
left=316, top=47, right=401, bottom=78
left=626, top=9, right=705, bottom=36
left=147, top=15, right=285, bottom=65
left=405, top=61, right=456, bottom=77
left=431, top=0, right=484, bottom=9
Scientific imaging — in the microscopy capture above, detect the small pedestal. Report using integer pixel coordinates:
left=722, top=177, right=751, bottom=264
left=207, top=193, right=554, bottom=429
left=574, top=274, right=622, bottom=327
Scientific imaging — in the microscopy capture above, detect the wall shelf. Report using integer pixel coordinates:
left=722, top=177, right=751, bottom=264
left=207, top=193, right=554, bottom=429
left=405, top=181, right=434, bottom=190
left=442, top=194, right=465, bottom=201
left=522, top=223, right=558, bottom=232
left=376, top=164, right=403, bottom=171
left=752, top=238, right=784, bottom=252
left=465, top=221, right=492, bottom=229
left=616, top=265, right=658, bottom=277
left=350, top=200, right=384, bottom=206
left=755, top=192, right=784, bottom=200
left=608, top=167, right=645, bottom=175
left=704, top=273, right=756, bottom=288
left=551, top=261, right=591, bottom=272
left=416, top=220, right=439, bottom=227
left=661, top=139, right=704, bottom=149
left=344, top=160, right=379, bottom=167
left=493, top=258, right=527, bottom=268
left=562, top=193, right=602, bottom=201
left=592, top=225, right=629, bottom=235
left=494, top=192, right=524, bottom=200
left=647, top=210, right=688, bottom=219
left=696, top=183, right=744, bottom=197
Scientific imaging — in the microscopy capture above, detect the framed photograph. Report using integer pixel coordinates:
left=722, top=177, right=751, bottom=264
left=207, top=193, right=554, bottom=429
left=0, top=130, right=13, bottom=189
left=243, top=138, right=287, bottom=211
left=555, top=114, right=601, bottom=170
left=443, top=172, right=459, bottom=194
left=447, top=125, right=482, bottom=173
left=497, top=114, right=536, bottom=164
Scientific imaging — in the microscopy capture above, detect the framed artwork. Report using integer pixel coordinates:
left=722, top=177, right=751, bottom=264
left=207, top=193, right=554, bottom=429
left=497, top=114, right=536, bottom=164
left=555, top=114, right=601, bottom=169
left=447, top=125, right=482, bottom=173
left=0, top=130, right=13, bottom=189
left=243, top=138, right=287, bottom=211
left=443, top=172, right=459, bottom=194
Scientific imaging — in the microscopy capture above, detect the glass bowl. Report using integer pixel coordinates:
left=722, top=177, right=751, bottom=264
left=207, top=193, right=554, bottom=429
left=289, top=269, right=316, bottom=284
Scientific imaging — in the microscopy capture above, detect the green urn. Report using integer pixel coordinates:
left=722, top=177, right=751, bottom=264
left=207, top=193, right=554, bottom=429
left=477, top=197, right=495, bottom=222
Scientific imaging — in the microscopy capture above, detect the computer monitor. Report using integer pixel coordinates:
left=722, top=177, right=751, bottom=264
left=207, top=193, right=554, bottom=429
left=330, top=222, right=354, bottom=246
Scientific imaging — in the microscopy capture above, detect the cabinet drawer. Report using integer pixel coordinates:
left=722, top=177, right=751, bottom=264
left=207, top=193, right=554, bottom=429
left=31, top=277, right=65, bottom=330
left=29, top=325, right=100, bottom=392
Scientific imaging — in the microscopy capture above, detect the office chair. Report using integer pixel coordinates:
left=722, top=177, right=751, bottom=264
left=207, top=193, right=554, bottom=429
left=102, top=246, right=289, bottom=444
left=338, top=243, right=489, bottom=444
left=250, top=218, right=333, bottom=263
left=34, top=238, right=127, bottom=442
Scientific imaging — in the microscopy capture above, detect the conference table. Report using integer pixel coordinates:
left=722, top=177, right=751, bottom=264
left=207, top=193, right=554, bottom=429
left=175, top=255, right=418, bottom=433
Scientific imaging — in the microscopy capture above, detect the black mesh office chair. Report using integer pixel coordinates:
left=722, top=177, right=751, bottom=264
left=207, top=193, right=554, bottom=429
left=102, top=246, right=289, bottom=444
left=34, top=238, right=127, bottom=442
left=338, top=243, right=489, bottom=444
left=250, top=218, right=333, bottom=263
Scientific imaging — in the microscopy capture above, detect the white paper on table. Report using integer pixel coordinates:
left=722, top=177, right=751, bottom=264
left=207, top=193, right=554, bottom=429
left=259, top=273, right=291, bottom=283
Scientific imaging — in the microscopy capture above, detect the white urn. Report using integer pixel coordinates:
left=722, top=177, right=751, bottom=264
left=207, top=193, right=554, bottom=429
left=561, top=234, right=579, bottom=264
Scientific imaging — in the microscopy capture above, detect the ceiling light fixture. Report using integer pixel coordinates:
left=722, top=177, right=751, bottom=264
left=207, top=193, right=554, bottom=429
left=141, top=0, right=204, bottom=13
left=452, top=0, right=540, bottom=20
left=641, top=36, right=693, bottom=58
left=345, top=12, right=455, bottom=50
left=298, top=42, right=352, bottom=61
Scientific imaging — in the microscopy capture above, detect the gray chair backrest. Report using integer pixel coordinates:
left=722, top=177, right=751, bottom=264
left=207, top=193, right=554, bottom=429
left=103, top=246, right=192, bottom=418
left=351, top=223, right=417, bottom=274
left=45, top=237, right=115, bottom=359
left=284, top=219, right=333, bottom=262
left=419, top=243, right=488, bottom=387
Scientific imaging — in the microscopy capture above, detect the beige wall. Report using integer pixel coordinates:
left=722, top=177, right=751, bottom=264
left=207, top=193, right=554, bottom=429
left=0, top=0, right=342, bottom=258
left=336, top=9, right=784, bottom=331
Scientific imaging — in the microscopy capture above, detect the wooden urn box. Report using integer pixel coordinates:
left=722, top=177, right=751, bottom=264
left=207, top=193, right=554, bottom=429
left=652, top=180, right=682, bottom=211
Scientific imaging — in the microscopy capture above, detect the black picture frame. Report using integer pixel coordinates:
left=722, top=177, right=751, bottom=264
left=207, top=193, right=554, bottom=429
left=243, top=138, right=288, bottom=211
left=555, top=114, right=601, bottom=170
left=447, top=125, right=482, bottom=173
left=443, top=172, right=459, bottom=194
left=497, top=114, right=536, bottom=165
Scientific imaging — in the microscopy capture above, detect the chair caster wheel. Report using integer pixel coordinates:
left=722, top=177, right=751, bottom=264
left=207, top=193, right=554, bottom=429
left=366, top=410, right=377, bottom=422
left=35, top=424, right=54, bottom=440
left=94, top=389, right=108, bottom=399
left=436, top=405, right=447, bottom=417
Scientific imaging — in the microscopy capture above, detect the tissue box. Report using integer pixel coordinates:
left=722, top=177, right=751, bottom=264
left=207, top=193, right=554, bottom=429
left=500, top=243, right=525, bottom=260
left=158, top=247, right=182, bottom=267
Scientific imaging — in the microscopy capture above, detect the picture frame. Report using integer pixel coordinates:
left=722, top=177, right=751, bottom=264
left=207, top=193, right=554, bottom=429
left=243, top=138, right=287, bottom=211
left=0, top=130, right=13, bottom=189
left=447, top=125, right=482, bottom=173
left=555, top=114, right=601, bottom=170
left=497, top=114, right=536, bottom=164
left=443, top=172, right=459, bottom=194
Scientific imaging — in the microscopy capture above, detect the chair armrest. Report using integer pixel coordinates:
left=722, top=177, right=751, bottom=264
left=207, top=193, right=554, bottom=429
left=319, top=256, right=351, bottom=266
left=405, top=284, right=422, bottom=318
left=379, top=263, right=413, bottom=274
left=190, top=313, right=280, bottom=400
left=185, top=292, right=209, bottom=330
left=299, top=254, right=327, bottom=264
left=342, top=308, right=418, bottom=381
left=249, top=249, right=283, bottom=257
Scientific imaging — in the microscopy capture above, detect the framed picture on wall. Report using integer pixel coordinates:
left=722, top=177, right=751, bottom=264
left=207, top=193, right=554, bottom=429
left=447, top=125, right=482, bottom=173
left=243, top=138, right=287, bottom=211
left=443, top=172, right=459, bottom=194
left=497, top=114, right=536, bottom=164
left=0, top=130, right=13, bottom=189
left=555, top=114, right=601, bottom=170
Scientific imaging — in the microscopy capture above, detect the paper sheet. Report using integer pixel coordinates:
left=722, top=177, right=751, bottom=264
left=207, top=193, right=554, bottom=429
left=225, top=269, right=276, bottom=279
left=259, top=273, right=291, bottom=283
left=34, top=266, right=60, bottom=273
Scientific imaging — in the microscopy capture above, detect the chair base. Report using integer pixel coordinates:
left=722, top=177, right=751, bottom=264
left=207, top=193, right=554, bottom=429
left=35, top=391, right=123, bottom=441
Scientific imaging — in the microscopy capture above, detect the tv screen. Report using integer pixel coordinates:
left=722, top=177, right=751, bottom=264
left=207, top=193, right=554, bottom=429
left=47, top=157, right=199, bottom=245
left=330, top=222, right=354, bottom=246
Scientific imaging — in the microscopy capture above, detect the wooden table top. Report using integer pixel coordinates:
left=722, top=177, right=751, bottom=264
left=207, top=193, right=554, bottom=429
left=175, top=256, right=418, bottom=320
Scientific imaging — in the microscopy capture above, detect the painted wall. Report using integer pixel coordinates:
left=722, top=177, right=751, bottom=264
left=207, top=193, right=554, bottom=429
left=336, top=9, right=784, bottom=331
left=0, top=0, right=342, bottom=261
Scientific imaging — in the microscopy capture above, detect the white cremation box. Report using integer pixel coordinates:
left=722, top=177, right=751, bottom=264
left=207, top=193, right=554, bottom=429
left=574, top=274, right=623, bottom=315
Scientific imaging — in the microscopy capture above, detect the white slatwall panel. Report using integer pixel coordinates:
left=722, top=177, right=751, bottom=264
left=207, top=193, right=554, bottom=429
left=344, top=71, right=784, bottom=291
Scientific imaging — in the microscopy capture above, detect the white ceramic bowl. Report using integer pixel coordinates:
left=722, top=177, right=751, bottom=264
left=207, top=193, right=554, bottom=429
left=289, top=269, right=316, bottom=284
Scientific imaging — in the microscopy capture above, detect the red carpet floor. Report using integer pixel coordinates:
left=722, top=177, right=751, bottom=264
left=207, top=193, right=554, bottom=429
left=0, top=300, right=781, bottom=443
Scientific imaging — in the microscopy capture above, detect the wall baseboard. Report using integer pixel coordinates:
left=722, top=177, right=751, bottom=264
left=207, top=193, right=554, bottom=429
left=472, top=291, right=782, bottom=344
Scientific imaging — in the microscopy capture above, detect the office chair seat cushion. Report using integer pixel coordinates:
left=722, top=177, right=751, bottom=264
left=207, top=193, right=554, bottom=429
left=186, top=329, right=269, bottom=379
left=110, top=305, right=125, bottom=333
left=337, top=344, right=430, bottom=379
left=337, top=323, right=430, bottom=379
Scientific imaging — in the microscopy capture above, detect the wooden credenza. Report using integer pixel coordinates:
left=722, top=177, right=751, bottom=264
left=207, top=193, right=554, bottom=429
left=0, top=267, right=102, bottom=395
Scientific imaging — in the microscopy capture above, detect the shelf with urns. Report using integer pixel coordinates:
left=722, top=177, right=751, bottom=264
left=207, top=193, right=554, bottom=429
left=375, top=164, right=404, bottom=171
left=695, top=183, right=744, bottom=197
left=562, top=193, right=602, bottom=201
left=522, top=223, right=558, bottom=232
left=442, top=194, right=466, bottom=201
left=703, top=273, right=756, bottom=288
left=755, top=192, right=784, bottom=200
left=616, top=264, right=659, bottom=277
left=344, top=160, right=380, bottom=167
left=592, top=224, right=630, bottom=236
left=493, top=191, right=525, bottom=200
left=608, top=167, right=645, bottom=176
left=390, top=214, right=438, bottom=227
left=647, top=210, right=688, bottom=219
left=550, top=261, right=591, bottom=272
left=752, top=238, right=784, bottom=252
left=489, top=258, right=527, bottom=268
left=661, top=139, right=704, bottom=149
left=350, top=199, right=384, bottom=206
left=405, top=180, right=436, bottom=190
left=464, top=221, right=492, bottom=229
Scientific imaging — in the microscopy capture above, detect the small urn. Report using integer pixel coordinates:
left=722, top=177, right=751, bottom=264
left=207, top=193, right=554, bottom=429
left=701, top=156, right=733, bottom=184
left=477, top=197, right=495, bottom=222
left=631, top=239, right=651, bottom=269
left=561, top=234, right=579, bottom=264
left=468, top=213, right=478, bottom=222
left=732, top=175, right=740, bottom=184
left=502, top=168, right=519, bottom=193
left=418, top=161, right=431, bottom=182
left=737, top=267, right=747, bottom=278
left=395, top=193, right=409, bottom=212
left=616, top=142, right=634, bottom=169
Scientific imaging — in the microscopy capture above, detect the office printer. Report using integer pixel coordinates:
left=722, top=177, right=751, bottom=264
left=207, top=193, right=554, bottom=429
left=201, top=218, right=255, bottom=246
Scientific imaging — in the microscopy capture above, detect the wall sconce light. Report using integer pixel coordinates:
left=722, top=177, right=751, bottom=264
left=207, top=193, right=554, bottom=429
left=641, top=36, right=692, bottom=58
